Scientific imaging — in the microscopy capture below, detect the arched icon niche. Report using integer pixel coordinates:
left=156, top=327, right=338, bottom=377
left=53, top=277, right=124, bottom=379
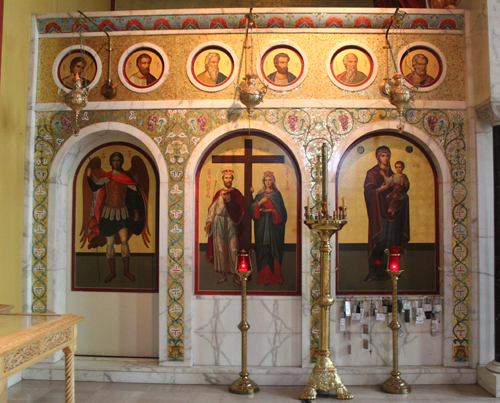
left=336, top=132, right=439, bottom=294
left=72, top=142, right=159, bottom=293
left=195, top=131, right=302, bottom=296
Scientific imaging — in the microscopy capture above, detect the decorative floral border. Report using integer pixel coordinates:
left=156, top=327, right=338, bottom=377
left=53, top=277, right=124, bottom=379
left=38, top=12, right=464, bottom=34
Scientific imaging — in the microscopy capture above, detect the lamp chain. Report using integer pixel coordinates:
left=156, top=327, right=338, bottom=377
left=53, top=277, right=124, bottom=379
left=78, top=19, right=87, bottom=80
left=250, top=18, right=254, bottom=74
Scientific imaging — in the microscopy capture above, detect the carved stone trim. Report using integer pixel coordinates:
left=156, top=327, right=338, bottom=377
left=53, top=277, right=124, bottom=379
left=476, top=99, right=500, bottom=126
left=3, top=328, right=72, bottom=373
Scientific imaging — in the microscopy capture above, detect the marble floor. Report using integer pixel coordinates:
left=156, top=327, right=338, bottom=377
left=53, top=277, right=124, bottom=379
left=5, top=381, right=499, bottom=402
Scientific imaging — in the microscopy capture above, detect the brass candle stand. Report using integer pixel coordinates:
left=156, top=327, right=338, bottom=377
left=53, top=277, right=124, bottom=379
left=380, top=248, right=411, bottom=394
left=229, top=249, right=260, bottom=395
left=300, top=143, right=352, bottom=401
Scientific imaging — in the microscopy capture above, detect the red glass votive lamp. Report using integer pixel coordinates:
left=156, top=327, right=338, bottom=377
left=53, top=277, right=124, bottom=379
left=237, top=250, right=251, bottom=272
left=388, top=246, right=402, bottom=271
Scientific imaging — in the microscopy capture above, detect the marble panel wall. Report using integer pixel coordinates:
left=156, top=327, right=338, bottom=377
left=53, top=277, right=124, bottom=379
left=193, top=297, right=302, bottom=367
left=489, top=0, right=500, bottom=101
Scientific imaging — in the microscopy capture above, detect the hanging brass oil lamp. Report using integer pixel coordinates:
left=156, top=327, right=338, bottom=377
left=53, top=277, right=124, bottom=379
left=235, top=9, right=267, bottom=116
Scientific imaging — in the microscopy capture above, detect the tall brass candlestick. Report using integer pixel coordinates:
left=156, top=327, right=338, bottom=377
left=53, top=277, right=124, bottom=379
left=319, top=143, right=330, bottom=219
left=230, top=250, right=259, bottom=395
left=300, top=151, right=352, bottom=401
left=322, top=143, right=328, bottom=213
left=380, top=248, right=411, bottom=394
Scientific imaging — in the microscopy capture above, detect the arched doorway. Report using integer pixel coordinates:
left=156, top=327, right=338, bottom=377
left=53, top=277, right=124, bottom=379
left=43, top=122, right=168, bottom=359
left=68, top=141, right=160, bottom=357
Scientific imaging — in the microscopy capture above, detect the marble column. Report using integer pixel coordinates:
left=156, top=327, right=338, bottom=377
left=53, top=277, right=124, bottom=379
left=477, top=103, right=500, bottom=396
left=476, top=3, right=500, bottom=395
left=495, top=125, right=500, bottom=365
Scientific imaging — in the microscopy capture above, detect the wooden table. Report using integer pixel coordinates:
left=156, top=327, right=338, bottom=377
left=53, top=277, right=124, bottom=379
left=0, top=313, right=84, bottom=403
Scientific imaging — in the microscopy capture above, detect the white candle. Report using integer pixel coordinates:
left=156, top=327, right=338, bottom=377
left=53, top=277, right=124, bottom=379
left=322, top=143, right=328, bottom=204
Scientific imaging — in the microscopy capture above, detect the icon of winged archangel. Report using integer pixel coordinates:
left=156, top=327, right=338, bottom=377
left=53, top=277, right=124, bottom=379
left=78, top=152, right=151, bottom=283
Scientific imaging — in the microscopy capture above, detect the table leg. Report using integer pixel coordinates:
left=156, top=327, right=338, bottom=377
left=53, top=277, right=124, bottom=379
left=63, top=345, right=76, bottom=403
left=0, top=378, right=7, bottom=403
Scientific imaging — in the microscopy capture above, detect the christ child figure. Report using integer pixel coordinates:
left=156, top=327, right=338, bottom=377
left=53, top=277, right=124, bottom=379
left=386, top=160, right=410, bottom=215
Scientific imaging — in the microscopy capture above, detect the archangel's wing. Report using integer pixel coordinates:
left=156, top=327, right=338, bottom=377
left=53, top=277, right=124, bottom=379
left=79, top=157, right=105, bottom=249
left=127, top=155, right=151, bottom=248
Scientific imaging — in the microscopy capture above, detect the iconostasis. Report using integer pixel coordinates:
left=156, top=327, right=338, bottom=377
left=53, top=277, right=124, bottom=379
left=27, top=8, right=472, bottom=381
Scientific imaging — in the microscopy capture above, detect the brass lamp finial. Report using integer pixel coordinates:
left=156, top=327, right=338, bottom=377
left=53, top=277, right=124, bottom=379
left=236, top=73, right=267, bottom=116
left=63, top=76, right=89, bottom=135
left=382, top=74, right=417, bottom=132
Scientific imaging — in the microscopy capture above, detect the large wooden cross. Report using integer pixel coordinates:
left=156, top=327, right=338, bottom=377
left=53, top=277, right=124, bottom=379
left=212, top=137, right=284, bottom=250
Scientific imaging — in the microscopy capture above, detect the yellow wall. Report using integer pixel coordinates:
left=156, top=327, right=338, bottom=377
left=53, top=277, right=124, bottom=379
left=0, top=0, right=109, bottom=308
